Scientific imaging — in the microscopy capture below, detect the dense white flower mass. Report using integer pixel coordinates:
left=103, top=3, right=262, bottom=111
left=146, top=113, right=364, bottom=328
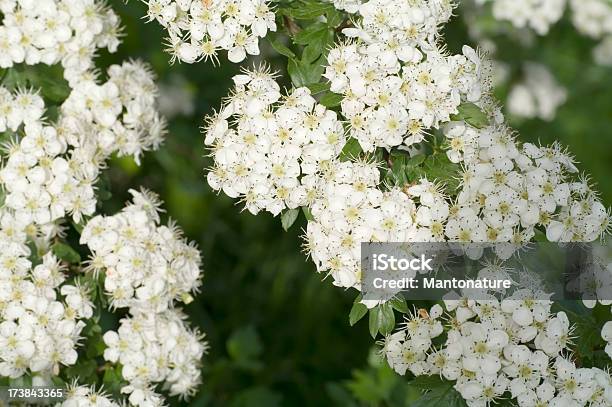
left=204, top=66, right=346, bottom=215
left=0, top=1, right=204, bottom=402
left=0, top=61, right=165, bottom=225
left=80, top=189, right=207, bottom=406
left=136, top=0, right=276, bottom=63
left=204, top=0, right=611, bottom=298
left=322, top=0, right=485, bottom=153
left=0, top=0, right=121, bottom=85
left=475, top=0, right=566, bottom=35
left=382, top=293, right=612, bottom=407
left=507, top=63, right=567, bottom=121
left=0, top=210, right=90, bottom=379
left=103, top=309, right=206, bottom=406
left=80, top=189, right=202, bottom=313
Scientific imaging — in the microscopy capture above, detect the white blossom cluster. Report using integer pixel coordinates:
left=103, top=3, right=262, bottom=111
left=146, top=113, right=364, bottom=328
left=507, top=62, right=567, bottom=121
left=0, top=61, right=165, bottom=225
left=204, top=67, right=346, bottom=215
left=569, top=0, right=612, bottom=40
left=0, top=210, right=92, bottom=379
left=61, top=382, right=122, bottom=407
left=204, top=0, right=611, bottom=294
left=103, top=309, right=207, bottom=406
left=443, top=118, right=609, bottom=244
left=329, top=0, right=362, bottom=13
left=0, top=0, right=207, bottom=402
left=474, top=0, right=566, bottom=35
left=323, top=0, right=486, bottom=152
left=472, top=0, right=612, bottom=66
left=80, top=189, right=202, bottom=314
left=383, top=298, right=612, bottom=407
left=0, top=0, right=121, bottom=85
left=81, top=190, right=206, bottom=406
left=306, top=161, right=419, bottom=288
left=136, top=0, right=276, bottom=64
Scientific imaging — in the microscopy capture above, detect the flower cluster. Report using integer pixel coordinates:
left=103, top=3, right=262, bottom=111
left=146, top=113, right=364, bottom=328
left=81, top=189, right=206, bottom=406
left=103, top=309, right=207, bottom=406
left=204, top=0, right=610, bottom=295
left=307, top=161, right=418, bottom=288
left=137, top=0, right=276, bottom=64
left=443, top=118, right=609, bottom=244
left=323, top=0, right=484, bottom=152
left=472, top=0, right=612, bottom=65
left=329, top=0, right=362, bottom=14
left=0, top=210, right=91, bottom=379
left=0, top=0, right=208, bottom=403
left=507, top=62, right=567, bottom=121
left=0, top=61, right=165, bottom=225
left=204, top=67, right=346, bottom=215
left=383, top=294, right=612, bottom=407
left=569, top=0, right=612, bottom=40
left=324, top=44, right=482, bottom=151
left=61, top=382, right=121, bottom=407
left=80, top=189, right=202, bottom=313
left=474, top=0, right=566, bottom=35
left=0, top=0, right=121, bottom=85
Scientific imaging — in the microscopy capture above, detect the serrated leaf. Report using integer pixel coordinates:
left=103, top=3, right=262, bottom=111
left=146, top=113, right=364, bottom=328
left=51, top=242, right=81, bottom=263
left=319, top=91, right=343, bottom=108
left=281, top=208, right=300, bottom=231
left=293, top=22, right=328, bottom=45
left=451, top=102, right=489, bottom=129
left=339, top=137, right=362, bottom=161
left=287, top=56, right=325, bottom=87
left=349, top=301, right=368, bottom=326
left=283, top=1, right=334, bottom=19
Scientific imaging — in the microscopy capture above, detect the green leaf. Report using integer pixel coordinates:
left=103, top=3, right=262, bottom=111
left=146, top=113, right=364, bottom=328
left=293, top=22, right=329, bottom=45
left=326, top=7, right=344, bottom=28
left=287, top=56, right=325, bottom=87
left=319, top=92, right=343, bottom=108
left=306, top=82, right=331, bottom=94
left=368, top=304, right=395, bottom=338
left=349, top=301, right=368, bottom=326
left=302, top=206, right=314, bottom=221
left=230, top=387, right=282, bottom=407
left=51, top=242, right=81, bottom=263
left=283, top=1, right=334, bottom=19
left=389, top=297, right=409, bottom=314
left=268, top=35, right=296, bottom=59
left=409, top=379, right=467, bottom=407
left=281, top=208, right=300, bottom=231
left=339, top=137, right=362, bottom=161
left=409, top=153, right=460, bottom=192
left=450, top=102, right=489, bottom=129
left=227, top=325, right=263, bottom=367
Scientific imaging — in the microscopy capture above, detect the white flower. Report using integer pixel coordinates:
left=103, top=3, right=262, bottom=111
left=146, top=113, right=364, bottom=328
left=140, top=0, right=276, bottom=64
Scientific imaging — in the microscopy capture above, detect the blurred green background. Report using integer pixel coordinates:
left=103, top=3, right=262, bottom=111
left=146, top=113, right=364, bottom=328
left=92, top=1, right=612, bottom=406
